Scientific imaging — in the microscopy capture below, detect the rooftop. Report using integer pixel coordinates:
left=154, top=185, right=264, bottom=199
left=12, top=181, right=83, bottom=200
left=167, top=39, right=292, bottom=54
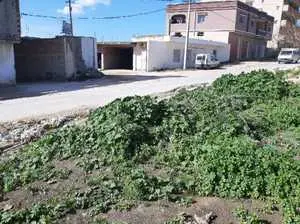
left=167, top=0, right=274, bottom=21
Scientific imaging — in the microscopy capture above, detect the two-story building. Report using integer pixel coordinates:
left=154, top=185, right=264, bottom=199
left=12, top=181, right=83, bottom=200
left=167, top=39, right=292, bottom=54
left=0, top=0, right=21, bottom=85
left=166, top=0, right=274, bottom=61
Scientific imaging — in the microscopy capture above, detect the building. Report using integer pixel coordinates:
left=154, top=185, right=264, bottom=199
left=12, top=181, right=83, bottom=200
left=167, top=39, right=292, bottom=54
left=166, top=0, right=274, bottom=61
left=97, top=36, right=229, bottom=72
left=14, top=36, right=98, bottom=81
left=132, top=35, right=230, bottom=71
left=0, top=0, right=20, bottom=85
left=240, top=0, right=300, bottom=51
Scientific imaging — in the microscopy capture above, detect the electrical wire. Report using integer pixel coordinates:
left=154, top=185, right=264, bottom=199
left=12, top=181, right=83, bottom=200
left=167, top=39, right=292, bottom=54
left=21, top=8, right=165, bottom=21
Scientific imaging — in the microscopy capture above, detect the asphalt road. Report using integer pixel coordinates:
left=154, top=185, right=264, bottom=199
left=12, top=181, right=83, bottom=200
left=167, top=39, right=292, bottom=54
left=0, top=61, right=298, bottom=122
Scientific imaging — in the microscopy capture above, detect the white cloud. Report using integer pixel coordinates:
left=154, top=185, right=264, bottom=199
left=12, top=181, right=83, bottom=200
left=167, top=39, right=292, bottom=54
left=57, top=0, right=111, bottom=15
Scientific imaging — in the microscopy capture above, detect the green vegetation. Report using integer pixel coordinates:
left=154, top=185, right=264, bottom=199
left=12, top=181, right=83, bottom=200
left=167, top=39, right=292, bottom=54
left=1, top=70, right=300, bottom=223
left=234, top=207, right=266, bottom=224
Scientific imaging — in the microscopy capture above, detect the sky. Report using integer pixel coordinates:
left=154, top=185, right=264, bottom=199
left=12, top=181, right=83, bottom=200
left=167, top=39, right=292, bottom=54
left=20, top=0, right=183, bottom=41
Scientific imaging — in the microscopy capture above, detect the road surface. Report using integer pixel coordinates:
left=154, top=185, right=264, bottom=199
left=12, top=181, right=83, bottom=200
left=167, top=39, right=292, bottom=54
left=0, top=61, right=298, bottom=122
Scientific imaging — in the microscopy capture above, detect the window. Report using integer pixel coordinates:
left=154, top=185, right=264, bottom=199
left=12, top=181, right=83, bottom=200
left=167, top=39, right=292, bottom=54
left=173, top=49, right=181, bottom=63
left=197, top=32, right=204, bottom=36
left=174, top=32, right=182, bottom=37
left=250, top=20, right=254, bottom=27
left=213, top=50, right=217, bottom=58
left=197, top=15, right=206, bottom=23
left=276, top=6, right=280, bottom=10
left=239, top=14, right=246, bottom=24
left=171, top=14, right=186, bottom=24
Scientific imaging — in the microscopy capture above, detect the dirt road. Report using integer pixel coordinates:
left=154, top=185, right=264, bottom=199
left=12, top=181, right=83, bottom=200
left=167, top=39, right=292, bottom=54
left=0, top=61, right=298, bottom=122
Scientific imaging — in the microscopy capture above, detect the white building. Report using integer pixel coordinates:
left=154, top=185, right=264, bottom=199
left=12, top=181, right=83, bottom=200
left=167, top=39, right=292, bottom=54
left=132, top=35, right=230, bottom=72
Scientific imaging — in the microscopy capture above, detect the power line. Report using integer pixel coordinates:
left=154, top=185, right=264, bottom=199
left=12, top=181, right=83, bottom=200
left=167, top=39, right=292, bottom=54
left=21, top=8, right=165, bottom=21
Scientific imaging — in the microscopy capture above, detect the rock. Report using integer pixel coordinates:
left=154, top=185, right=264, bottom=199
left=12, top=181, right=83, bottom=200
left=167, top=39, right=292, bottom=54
left=47, top=179, right=57, bottom=185
left=174, top=212, right=216, bottom=224
left=194, top=212, right=216, bottom=224
left=2, top=203, right=14, bottom=211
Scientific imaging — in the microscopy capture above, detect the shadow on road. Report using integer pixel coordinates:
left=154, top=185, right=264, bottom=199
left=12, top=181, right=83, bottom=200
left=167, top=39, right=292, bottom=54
left=0, top=74, right=183, bottom=101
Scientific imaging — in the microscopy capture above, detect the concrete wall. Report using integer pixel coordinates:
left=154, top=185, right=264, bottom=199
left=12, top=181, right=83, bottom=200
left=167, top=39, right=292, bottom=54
left=0, top=43, right=16, bottom=85
left=0, top=0, right=20, bottom=42
left=229, top=32, right=267, bottom=61
left=102, top=47, right=121, bottom=70
left=15, top=37, right=98, bottom=82
left=81, top=37, right=97, bottom=70
left=133, top=43, right=148, bottom=71
left=15, top=38, right=66, bottom=81
left=102, top=47, right=133, bottom=70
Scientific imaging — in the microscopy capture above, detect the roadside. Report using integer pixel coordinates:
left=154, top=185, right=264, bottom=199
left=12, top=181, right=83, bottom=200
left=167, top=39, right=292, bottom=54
left=0, top=61, right=299, bottom=123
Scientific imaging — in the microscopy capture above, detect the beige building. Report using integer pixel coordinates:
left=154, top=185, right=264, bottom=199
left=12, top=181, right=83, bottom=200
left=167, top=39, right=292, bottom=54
left=166, top=0, right=274, bottom=61
left=240, top=0, right=300, bottom=51
left=0, top=0, right=20, bottom=85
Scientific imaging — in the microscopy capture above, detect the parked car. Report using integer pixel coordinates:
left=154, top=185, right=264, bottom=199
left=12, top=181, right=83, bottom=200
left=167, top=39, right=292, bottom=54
left=278, top=48, right=300, bottom=64
left=195, top=53, right=220, bottom=69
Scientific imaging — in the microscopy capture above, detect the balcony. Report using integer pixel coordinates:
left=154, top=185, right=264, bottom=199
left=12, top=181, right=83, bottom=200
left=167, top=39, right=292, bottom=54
left=256, top=29, right=272, bottom=39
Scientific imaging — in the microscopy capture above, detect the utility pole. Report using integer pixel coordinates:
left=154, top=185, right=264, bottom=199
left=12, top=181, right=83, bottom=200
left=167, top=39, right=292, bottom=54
left=67, top=0, right=73, bottom=36
left=183, top=0, right=191, bottom=70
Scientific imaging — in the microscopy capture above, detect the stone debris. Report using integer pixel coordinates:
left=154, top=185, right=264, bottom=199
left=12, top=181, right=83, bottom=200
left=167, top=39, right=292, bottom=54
left=176, top=212, right=216, bottom=224
left=0, top=113, right=89, bottom=155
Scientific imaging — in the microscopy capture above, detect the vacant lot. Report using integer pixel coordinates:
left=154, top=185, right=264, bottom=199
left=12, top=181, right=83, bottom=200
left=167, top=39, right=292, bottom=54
left=0, top=61, right=299, bottom=122
left=1, top=69, right=300, bottom=224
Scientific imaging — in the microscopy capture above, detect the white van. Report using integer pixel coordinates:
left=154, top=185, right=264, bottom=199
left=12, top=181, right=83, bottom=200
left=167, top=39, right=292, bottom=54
left=278, top=48, right=300, bottom=64
left=195, top=53, right=220, bottom=69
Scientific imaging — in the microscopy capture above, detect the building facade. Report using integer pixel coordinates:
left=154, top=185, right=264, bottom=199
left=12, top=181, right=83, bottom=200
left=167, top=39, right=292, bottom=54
left=132, top=35, right=230, bottom=71
left=15, top=36, right=98, bottom=81
left=166, top=0, right=274, bottom=61
left=0, top=0, right=21, bottom=85
left=240, top=0, right=300, bottom=51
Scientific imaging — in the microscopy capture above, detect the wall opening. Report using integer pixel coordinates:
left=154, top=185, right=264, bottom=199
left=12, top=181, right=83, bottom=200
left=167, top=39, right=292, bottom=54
left=101, top=46, right=133, bottom=70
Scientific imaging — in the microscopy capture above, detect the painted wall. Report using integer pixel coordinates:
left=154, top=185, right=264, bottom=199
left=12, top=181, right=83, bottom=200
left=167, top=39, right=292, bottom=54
left=167, top=9, right=237, bottom=35
left=189, top=31, right=230, bottom=43
left=0, top=43, right=16, bottom=85
left=134, top=39, right=230, bottom=72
